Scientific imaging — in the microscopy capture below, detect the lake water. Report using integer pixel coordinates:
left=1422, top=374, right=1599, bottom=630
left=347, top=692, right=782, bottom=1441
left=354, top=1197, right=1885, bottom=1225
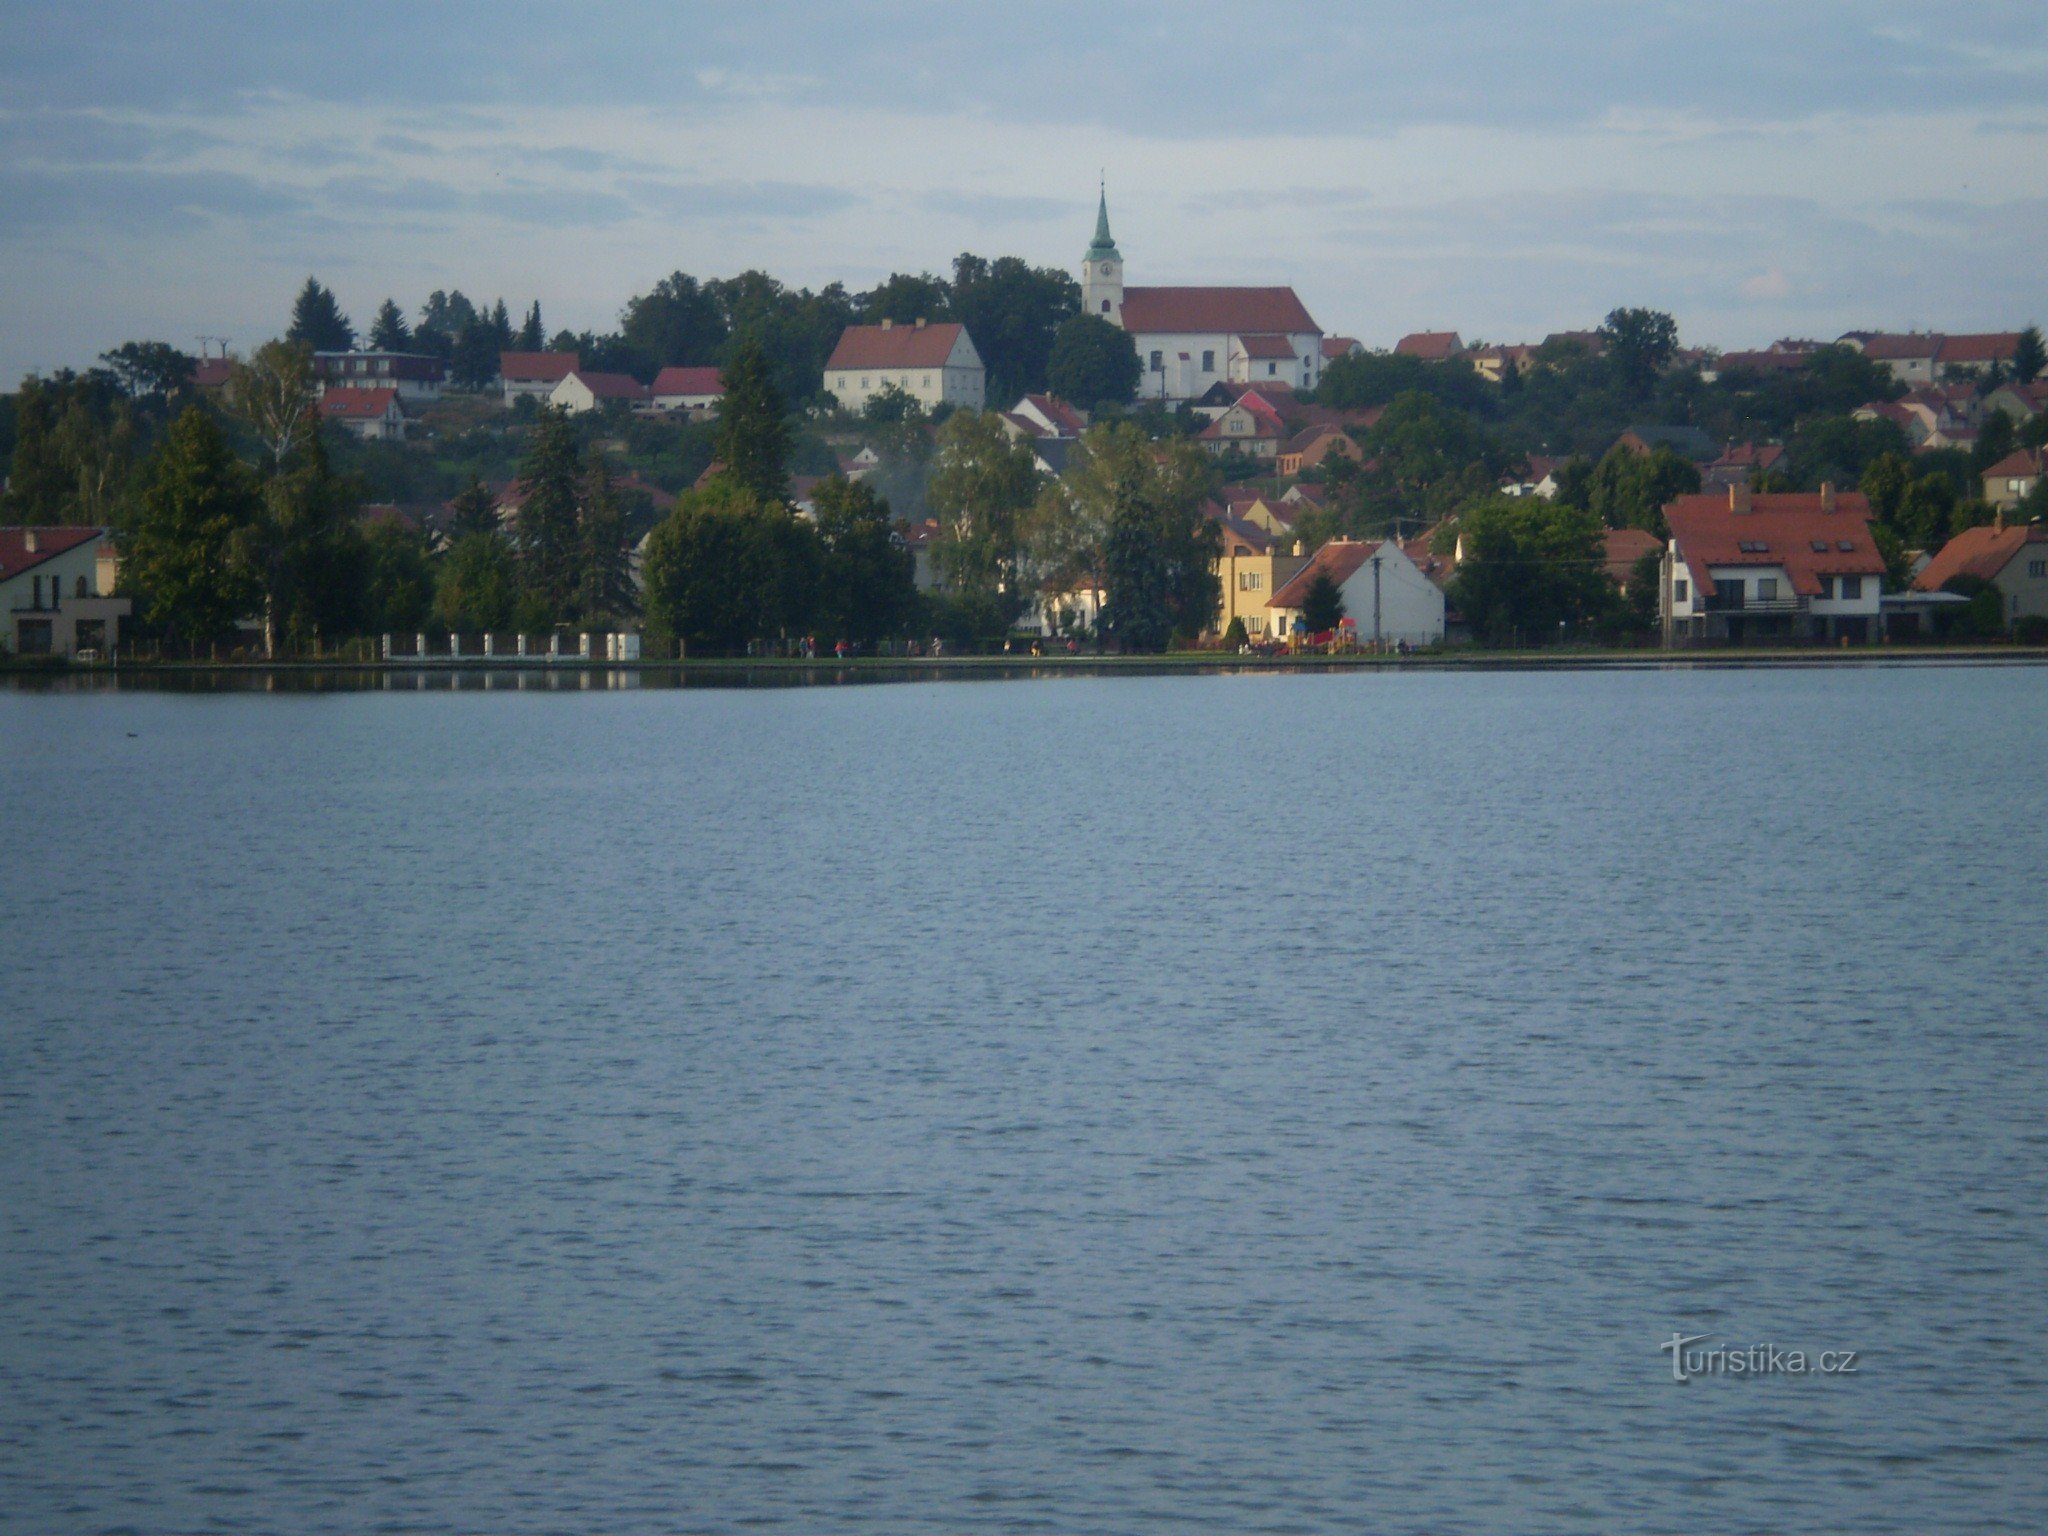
left=3, top=666, right=2045, bottom=1534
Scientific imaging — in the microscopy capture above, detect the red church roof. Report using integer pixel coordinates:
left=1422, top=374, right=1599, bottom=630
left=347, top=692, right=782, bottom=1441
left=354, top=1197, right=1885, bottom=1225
left=1118, top=287, right=1319, bottom=337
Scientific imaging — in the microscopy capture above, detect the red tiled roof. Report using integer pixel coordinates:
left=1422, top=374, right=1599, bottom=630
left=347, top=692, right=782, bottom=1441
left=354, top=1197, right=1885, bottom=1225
left=1199, top=397, right=1287, bottom=440
left=1861, top=333, right=1943, bottom=361
left=0, top=525, right=102, bottom=580
left=563, top=371, right=648, bottom=400
left=1664, top=491, right=1883, bottom=598
left=1600, top=527, right=1665, bottom=585
left=1982, top=447, right=2045, bottom=480
left=1269, top=539, right=1406, bottom=607
left=1322, top=336, right=1362, bottom=359
left=1914, top=520, right=2046, bottom=590
left=1394, top=331, right=1463, bottom=361
left=1237, top=333, right=1298, bottom=360
left=1938, top=332, right=2023, bottom=366
left=651, top=366, right=724, bottom=397
left=826, top=322, right=966, bottom=370
left=1019, top=393, right=1087, bottom=434
left=320, top=387, right=401, bottom=419
left=192, top=358, right=234, bottom=389
left=1118, top=287, right=1319, bottom=336
left=501, top=350, right=579, bottom=382
left=1710, top=442, right=1786, bottom=471
left=1716, top=350, right=1808, bottom=375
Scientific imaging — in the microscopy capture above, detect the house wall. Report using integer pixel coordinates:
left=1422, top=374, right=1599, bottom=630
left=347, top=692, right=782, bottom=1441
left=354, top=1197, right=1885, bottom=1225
left=1216, top=551, right=1307, bottom=637
left=2, top=536, right=129, bottom=656
left=1993, top=547, right=2048, bottom=622
left=1134, top=331, right=1319, bottom=400
left=826, top=364, right=983, bottom=413
left=1336, top=554, right=1445, bottom=644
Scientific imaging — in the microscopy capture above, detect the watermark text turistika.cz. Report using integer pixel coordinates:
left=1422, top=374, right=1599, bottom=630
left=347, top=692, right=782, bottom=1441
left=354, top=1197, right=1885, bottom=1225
left=1661, top=1333, right=1859, bottom=1382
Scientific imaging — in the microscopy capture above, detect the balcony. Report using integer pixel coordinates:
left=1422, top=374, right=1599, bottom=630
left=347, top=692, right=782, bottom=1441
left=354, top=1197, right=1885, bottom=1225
left=1703, top=593, right=1807, bottom=615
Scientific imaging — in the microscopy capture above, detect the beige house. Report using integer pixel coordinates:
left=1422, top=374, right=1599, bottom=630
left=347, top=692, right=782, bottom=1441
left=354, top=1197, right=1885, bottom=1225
left=1, top=527, right=130, bottom=657
left=1914, top=517, right=2048, bottom=626
left=825, top=320, right=985, bottom=413
left=1980, top=448, right=2043, bottom=511
left=549, top=371, right=650, bottom=414
left=1213, top=517, right=1306, bottom=640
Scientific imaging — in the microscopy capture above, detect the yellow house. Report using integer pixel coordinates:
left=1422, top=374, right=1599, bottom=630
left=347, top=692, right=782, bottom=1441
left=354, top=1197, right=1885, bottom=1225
left=1213, top=516, right=1307, bottom=639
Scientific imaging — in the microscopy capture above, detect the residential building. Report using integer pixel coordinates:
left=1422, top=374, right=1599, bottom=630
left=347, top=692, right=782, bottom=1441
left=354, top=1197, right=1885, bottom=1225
left=501, top=351, right=580, bottom=402
left=1933, top=332, right=2024, bottom=380
left=1662, top=484, right=1886, bottom=643
left=549, top=370, right=650, bottom=414
left=320, top=387, right=407, bottom=441
left=1, top=526, right=130, bottom=657
left=1211, top=515, right=1307, bottom=640
left=1981, top=449, right=2044, bottom=511
left=1267, top=538, right=1447, bottom=646
left=1615, top=425, right=1716, bottom=461
left=1083, top=191, right=1324, bottom=400
left=1322, top=336, right=1364, bottom=362
left=649, top=366, right=725, bottom=414
left=1601, top=528, right=1666, bottom=591
left=1277, top=424, right=1363, bottom=477
left=1468, top=344, right=1535, bottom=383
left=1986, top=381, right=2048, bottom=423
left=1197, top=392, right=1288, bottom=459
left=824, top=320, right=985, bottom=413
left=1850, top=331, right=2025, bottom=387
left=312, top=350, right=445, bottom=401
left=1702, top=442, right=1787, bottom=489
left=1394, top=331, right=1464, bottom=362
left=1912, top=515, right=2048, bottom=626
left=1220, top=489, right=1298, bottom=540
left=1009, top=394, right=1088, bottom=438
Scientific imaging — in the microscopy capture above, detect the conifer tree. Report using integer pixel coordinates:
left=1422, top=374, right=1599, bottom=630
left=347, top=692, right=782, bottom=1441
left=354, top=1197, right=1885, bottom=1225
left=517, top=301, right=545, bottom=351
left=447, top=474, right=501, bottom=541
left=285, top=277, right=354, bottom=352
left=515, top=408, right=583, bottom=621
left=714, top=336, right=791, bottom=502
left=368, top=299, right=412, bottom=351
left=126, top=406, right=263, bottom=651
left=578, top=456, right=637, bottom=622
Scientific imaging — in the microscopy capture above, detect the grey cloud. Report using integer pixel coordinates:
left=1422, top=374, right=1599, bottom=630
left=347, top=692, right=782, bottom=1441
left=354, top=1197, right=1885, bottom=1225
left=918, top=191, right=1072, bottom=223
left=0, top=166, right=309, bottom=237
left=622, top=179, right=865, bottom=221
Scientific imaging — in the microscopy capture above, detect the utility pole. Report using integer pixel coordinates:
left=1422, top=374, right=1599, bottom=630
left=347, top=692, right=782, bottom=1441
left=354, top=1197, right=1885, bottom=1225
left=1371, top=551, right=1383, bottom=648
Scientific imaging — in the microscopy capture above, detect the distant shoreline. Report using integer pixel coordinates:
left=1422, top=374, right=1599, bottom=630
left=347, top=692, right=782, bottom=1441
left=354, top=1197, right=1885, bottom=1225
left=7, top=645, right=2048, bottom=687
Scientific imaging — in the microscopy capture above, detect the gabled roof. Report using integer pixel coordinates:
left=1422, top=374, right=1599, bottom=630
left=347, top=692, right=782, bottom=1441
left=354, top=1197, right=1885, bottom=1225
left=1664, top=490, right=1884, bottom=598
left=1118, top=286, right=1320, bottom=337
left=1861, top=333, right=1943, bottom=362
left=1394, top=331, right=1463, bottom=361
left=1199, top=395, right=1288, bottom=440
left=1913, top=520, right=2047, bottom=590
left=826, top=321, right=967, bottom=371
left=1938, top=332, right=2023, bottom=366
left=1017, top=393, right=1087, bottom=435
left=501, top=350, right=579, bottom=382
left=1235, top=332, right=1298, bottom=360
left=1710, top=442, right=1786, bottom=471
left=650, top=366, right=724, bottom=397
left=0, top=525, right=103, bottom=580
left=561, top=371, right=648, bottom=400
left=1600, top=527, right=1665, bottom=585
left=1322, top=336, right=1362, bottom=359
left=1982, top=447, right=2044, bottom=480
left=192, top=358, right=234, bottom=389
left=320, top=387, right=402, bottom=418
left=1269, top=539, right=1407, bottom=608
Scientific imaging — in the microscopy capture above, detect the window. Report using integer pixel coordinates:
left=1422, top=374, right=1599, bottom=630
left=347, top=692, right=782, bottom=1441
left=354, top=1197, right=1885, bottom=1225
left=1202, top=350, right=1215, bottom=372
left=1150, top=351, right=1163, bottom=371
left=1757, top=578, right=1779, bottom=601
left=860, top=377, right=868, bottom=389
left=75, top=575, right=88, bottom=598
left=2030, top=560, right=2047, bottom=579
left=922, top=375, right=931, bottom=387
left=1101, top=300, right=1110, bottom=314
left=1811, top=540, right=1828, bottom=553
left=1838, top=575, right=1861, bottom=599
left=1267, top=363, right=1277, bottom=375
left=1673, top=580, right=1689, bottom=603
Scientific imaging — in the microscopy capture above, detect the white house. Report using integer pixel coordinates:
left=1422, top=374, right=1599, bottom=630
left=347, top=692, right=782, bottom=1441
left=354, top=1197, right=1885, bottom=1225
left=500, top=351, right=579, bottom=403
left=824, top=320, right=985, bottom=413
left=648, top=366, right=724, bottom=415
left=1267, top=539, right=1446, bottom=646
left=1, top=526, right=130, bottom=657
left=549, top=370, right=650, bottom=414
left=1082, top=191, right=1324, bottom=401
left=319, top=387, right=407, bottom=442
left=1662, top=484, right=1887, bottom=643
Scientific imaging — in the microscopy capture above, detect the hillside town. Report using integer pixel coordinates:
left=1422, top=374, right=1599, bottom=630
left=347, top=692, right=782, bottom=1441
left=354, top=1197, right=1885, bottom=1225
left=4, top=193, right=2045, bottom=662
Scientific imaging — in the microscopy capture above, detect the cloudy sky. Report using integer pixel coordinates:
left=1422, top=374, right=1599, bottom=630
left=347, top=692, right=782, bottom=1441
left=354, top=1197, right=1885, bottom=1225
left=3, top=1, right=2045, bottom=381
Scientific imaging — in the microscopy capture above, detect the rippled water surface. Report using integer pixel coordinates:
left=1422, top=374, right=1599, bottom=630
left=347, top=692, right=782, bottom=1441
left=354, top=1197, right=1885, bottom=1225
left=4, top=667, right=2046, bottom=1534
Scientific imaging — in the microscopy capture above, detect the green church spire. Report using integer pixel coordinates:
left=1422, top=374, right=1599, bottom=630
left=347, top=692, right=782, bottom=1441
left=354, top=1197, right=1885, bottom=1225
left=1087, top=183, right=1120, bottom=262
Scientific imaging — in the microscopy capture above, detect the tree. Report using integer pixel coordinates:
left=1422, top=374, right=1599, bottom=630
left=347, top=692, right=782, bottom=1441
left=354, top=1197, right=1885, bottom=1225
left=1301, top=571, right=1346, bottom=634
left=447, top=474, right=500, bottom=540
left=1601, top=307, right=1678, bottom=394
left=1586, top=443, right=1700, bottom=535
left=641, top=479, right=820, bottom=654
left=226, top=341, right=318, bottom=471
left=1447, top=496, right=1615, bottom=646
left=232, top=430, right=360, bottom=656
left=1221, top=616, right=1249, bottom=649
left=578, top=457, right=638, bottom=623
left=713, top=336, right=792, bottom=502
left=99, top=342, right=195, bottom=398
left=368, top=299, right=412, bottom=352
left=449, top=317, right=504, bottom=391
left=2013, top=326, right=2045, bottom=386
left=862, top=382, right=923, bottom=425
left=1972, top=410, right=2018, bottom=474
left=1860, top=451, right=1913, bottom=535
left=515, top=407, right=584, bottom=619
left=517, top=301, right=545, bottom=352
left=126, top=406, right=262, bottom=650
left=620, top=272, right=726, bottom=368
left=286, top=277, right=354, bottom=352
left=1047, top=314, right=1140, bottom=411
left=1063, top=423, right=1219, bottom=651
left=950, top=253, right=1081, bottom=403
left=0, top=373, right=141, bottom=526
left=435, top=532, right=523, bottom=633
left=1625, top=549, right=1664, bottom=633
left=813, top=476, right=916, bottom=642
left=927, top=410, right=1041, bottom=624
left=361, top=520, right=434, bottom=634
left=861, top=271, right=952, bottom=324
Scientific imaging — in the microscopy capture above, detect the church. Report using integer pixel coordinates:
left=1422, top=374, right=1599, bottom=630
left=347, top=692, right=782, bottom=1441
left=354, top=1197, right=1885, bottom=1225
left=1082, top=191, right=1325, bottom=402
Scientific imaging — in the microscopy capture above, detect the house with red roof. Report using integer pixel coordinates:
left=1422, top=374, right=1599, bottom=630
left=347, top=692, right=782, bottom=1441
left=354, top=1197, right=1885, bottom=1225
left=1912, top=514, right=2048, bottom=626
left=1080, top=190, right=1323, bottom=400
left=1601, top=528, right=1666, bottom=591
left=649, top=366, right=725, bottom=415
left=0, top=526, right=130, bottom=657
left=1197, top=392, right=1290, bottom=460
left=1210, top=505, right=1309, bottom=641
left=1277, top=424, right=1364, bottom=477
left=500, top=351, right=579, bottom=403
left=319, top=387, right=407, bottom=441
left=1663, top=483, right=1886, bottom=643
left=313, top=350, right=444, bottom=402
left=1702, top=442, right=1787, bottom=489
left=1394, top=331, right=1464, bottom=363
left=824, top=319, right=985, bottom=413
left=549, top=370, right=650, bottom=415
left=1322, top=336, right=1364, bottom=362
left=1979, top=448, right=2044, bottom=511
left=1267, top=538, right=1446, bottom=646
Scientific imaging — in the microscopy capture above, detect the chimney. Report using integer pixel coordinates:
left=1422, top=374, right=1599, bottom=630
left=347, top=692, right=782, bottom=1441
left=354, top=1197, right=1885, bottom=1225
left=915, top=317, right=927, bottom=329
left=1821, top=481, right=1837, bottom=513
left=879, top=318, right=893, bottom=330
left=1729, top=482, right=1752, bottom=513
left=23, top=529, right=37, bottom=553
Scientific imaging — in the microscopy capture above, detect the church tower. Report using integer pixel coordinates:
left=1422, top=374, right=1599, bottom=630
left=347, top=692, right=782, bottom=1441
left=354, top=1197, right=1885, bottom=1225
left=1081, top=186, right=1124, bottom=327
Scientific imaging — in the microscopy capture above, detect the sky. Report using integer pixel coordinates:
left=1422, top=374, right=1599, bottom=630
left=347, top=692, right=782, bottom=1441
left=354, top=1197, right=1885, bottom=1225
left=2, top=0, right=2046, bottom=382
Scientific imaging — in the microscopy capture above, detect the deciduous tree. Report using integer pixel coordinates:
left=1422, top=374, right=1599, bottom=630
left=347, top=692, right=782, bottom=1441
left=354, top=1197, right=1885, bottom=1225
left=1047, top=314, right=1139, bottom=411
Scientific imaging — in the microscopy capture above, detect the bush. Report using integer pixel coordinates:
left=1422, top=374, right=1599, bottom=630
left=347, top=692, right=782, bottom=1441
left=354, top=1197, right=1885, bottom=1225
left=2013, top=613, right=2048, bottom=645
left=1222, top=616, right=1249, bottom=649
